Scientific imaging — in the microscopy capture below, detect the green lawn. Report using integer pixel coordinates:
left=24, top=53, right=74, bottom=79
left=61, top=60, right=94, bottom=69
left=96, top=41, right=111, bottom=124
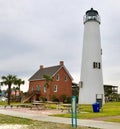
left=1, top=101, right=120, bottom=124
left=53, top=102, right=120, bottom=123
left=0, top=114, right=96, bottom=129
left=0, top=114, right=32, bottom=125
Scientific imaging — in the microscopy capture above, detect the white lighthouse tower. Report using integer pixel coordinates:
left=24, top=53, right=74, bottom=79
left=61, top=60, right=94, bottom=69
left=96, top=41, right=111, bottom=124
left=79, top=8, right=104, bottom=104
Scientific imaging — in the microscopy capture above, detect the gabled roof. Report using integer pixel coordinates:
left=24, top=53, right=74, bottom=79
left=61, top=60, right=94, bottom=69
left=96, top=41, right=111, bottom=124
left=29, top=63, right=73, bottom=81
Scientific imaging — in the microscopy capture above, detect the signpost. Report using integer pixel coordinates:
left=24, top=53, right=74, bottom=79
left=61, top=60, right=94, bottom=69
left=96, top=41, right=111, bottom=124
left=71, top=96, right=77, bottom=128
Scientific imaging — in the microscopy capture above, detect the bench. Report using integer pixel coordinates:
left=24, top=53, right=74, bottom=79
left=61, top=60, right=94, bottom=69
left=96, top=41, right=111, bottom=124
left=45, top=101, right=59, bottom=109
left=61, top=104, right=71, bottom=112
left=4, top=105, right=13, bottom=109
left=4, top=104, right=31, bottom=109
left=30, top=101, right=45, bottom=110
left=60, top=104, right=81, bottom=113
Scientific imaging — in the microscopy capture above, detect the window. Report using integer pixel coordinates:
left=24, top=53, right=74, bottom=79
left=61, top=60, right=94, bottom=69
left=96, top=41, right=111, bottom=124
left=93, top=62, right=101, bottom=69
left=101, top=49, right=102, bottom=55
left=44, top=86, right=47, bottom=93
left=79, top=81, right=83, bottom=88
left=56, top=74, right=59, bottom=81
left=38, top=85, right=41, bottom=91
left=98, top=63, right=101, bottom=69
left=32, top=86, right=34, bottom=91
left=54, top=85, right=58, bottom=92
left=64, top=75, right=67, bottom=81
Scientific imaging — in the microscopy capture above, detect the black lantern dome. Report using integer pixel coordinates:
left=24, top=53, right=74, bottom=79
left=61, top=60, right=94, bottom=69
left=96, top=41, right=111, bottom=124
left=83, top=8, right=100, bottom=24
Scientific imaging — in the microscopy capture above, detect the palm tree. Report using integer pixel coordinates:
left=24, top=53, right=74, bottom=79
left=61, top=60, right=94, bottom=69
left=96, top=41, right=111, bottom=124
left=12, top=86, right=19, bottom=101
left=43, top=75, right=54, bottom=101
left=0, top=74, right=17, bottom=105
left=15, top=79, right=24, bottom=101
left=15, top=79, right=24, bottom=93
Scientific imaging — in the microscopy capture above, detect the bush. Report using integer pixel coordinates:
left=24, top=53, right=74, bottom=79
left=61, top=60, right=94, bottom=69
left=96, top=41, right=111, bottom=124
left=66, top=97, right=71, bottom=103
left=51, top=95, right=59, bottom=102
left=61, top=95, right=71, bottom=103
left=61, top=95, right=67, bottom=102
left=39, top=96, right=47, bottom=102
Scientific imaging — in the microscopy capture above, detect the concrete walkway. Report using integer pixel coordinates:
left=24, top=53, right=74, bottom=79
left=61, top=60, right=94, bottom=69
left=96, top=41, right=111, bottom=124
left=0, top=108, right=120, bottom=129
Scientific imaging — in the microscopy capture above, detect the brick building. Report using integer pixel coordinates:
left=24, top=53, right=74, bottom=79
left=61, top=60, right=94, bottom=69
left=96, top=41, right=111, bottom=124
left=28, top=61, right=73, bottom=102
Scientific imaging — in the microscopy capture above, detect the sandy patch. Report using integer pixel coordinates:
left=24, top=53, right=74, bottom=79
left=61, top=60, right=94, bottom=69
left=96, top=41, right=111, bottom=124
left=0, top=107, right=66, bottom=115
left=0, top=124, right=28, bottom=129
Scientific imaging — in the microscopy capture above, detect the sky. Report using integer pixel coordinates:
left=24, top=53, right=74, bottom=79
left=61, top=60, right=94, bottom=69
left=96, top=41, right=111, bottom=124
left=0, top=0, right=120, bottom=92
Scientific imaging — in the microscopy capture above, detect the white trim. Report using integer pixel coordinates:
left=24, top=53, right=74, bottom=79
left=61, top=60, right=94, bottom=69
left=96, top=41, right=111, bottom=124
left=56, top=74, right=60, bottom=81
left=54, top=85, right=58, bottom=92
left=44, top=87, right=47, bottom=93
left=52, top=65, right=73, bottom=80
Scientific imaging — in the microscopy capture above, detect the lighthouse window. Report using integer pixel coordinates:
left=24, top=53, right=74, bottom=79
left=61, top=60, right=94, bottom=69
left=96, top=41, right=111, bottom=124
left=98, top=63, right=101, bottom=69
left=101, top=49, right=102, bottom=55
left=93, top=62, right=101, bottom=69
left=93, top=62, right=97, bottom=68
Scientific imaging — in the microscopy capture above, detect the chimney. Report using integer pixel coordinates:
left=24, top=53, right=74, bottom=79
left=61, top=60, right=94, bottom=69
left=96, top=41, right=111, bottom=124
left=40, top=65, right=44, bottom=69
left=60, top=61, right=64, bottom=66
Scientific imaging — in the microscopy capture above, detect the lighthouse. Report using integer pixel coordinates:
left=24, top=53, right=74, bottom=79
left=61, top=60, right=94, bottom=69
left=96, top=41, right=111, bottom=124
left=79, top=8, right=105, bottom=104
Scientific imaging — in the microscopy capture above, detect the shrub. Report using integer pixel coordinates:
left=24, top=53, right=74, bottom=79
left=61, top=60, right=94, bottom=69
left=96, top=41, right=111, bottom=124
left=61, top=95, right=67, bottom=102
left=61, top=95, right=71, bottom=103
left=39, top=96, right=47, bottom=102
left=51, top=95, right=59, bottom=102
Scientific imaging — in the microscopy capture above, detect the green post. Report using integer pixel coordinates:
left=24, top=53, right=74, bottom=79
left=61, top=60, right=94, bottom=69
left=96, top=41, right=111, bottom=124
left=71, top=96, right=77, bottom=128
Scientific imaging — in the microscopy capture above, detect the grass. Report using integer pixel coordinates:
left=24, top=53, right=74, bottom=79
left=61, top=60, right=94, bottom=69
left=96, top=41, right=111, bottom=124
left=0, top=114, right=32, bottom=125
left=0, top=101, right=7, bottom=106
left=0, top=114, right=96, bottom=129
left=52, top=102, right=120, bottom=123
left=0, top=101, right=98, bottom=128
left=0, top=101, right=57, bottom=109
left=105, top=118, right=120, bottom=123
left=1, top=101, right=120, bottom=124
left=1, top=101, right=120, bottom=119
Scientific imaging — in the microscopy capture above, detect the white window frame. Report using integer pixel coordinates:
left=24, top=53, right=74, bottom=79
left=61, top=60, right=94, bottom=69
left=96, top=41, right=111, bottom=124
left=54, top=85, right=58, bottom=92
left=44, top=86, right=47, bottom=93
left=56, top=74, right=59, bottom=81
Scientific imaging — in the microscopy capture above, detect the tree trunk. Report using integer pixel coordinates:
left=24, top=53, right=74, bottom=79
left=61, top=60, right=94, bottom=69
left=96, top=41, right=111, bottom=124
left=8, top=85, right=11, bottom=105
left=47, top=88, right=50, bottom=101
left=19, top=86, right=21, bottom=101
left=15, top=89, right=17, bottom=101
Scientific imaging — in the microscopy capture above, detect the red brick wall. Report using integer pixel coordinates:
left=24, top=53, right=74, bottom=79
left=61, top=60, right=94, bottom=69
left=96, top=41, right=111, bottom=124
left=29, top=67, right=72, bottom=102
